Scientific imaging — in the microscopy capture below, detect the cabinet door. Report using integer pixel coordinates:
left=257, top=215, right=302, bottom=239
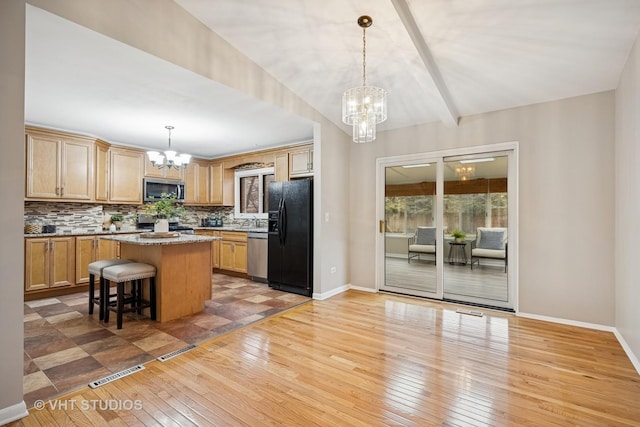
left=61, top=139, right=93, bottom=200
left=50, top=237, right=75, bottom=288
left=95, top=141, right=110, bottom=201
left=110, top=148, right=143, bottom=203
left=212, top=231, right=220, bottom=269
left=210, top=163, right=223, bottom=205
left=98, top=238, right=118, bottom=260
left=233, top=242, right=248, bottom=273
left=26, top=133, right=61, bottom=198
left=25, top=238, right=50, bottom=291
left=275, top=153, right=289, bottom=181
left=164, top=165, right=184, bottom=181
left=289, top=147, right=313, bottom=177
left=220, top=241, right=235, bottom=271
left=185, top=162, right=199, bottom=204
left=198, top=163, right=210, bottom=204
left=75, top=236, right=97, bottom=285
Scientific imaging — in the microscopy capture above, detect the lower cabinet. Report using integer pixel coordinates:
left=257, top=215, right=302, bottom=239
left=219, top=231, right=248, bottom=273
left=25, top=234, right=130, bottom=297
left=75, top=235, right=120, bottom=284
left=25, top=237, right=75, bottom=292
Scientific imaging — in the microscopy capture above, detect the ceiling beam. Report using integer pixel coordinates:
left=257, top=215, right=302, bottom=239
left=391, top=0, right=460, bottom=127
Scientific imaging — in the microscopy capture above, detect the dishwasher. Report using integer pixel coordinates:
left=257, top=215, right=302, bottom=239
left=247, top=232, right=268, bottom=282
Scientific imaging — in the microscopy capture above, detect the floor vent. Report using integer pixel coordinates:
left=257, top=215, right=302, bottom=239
left=456, top=308, right=484, bottom=317
left=157, top=344, right=197, bottom=362
left=89, top=364, right=145, bottom=389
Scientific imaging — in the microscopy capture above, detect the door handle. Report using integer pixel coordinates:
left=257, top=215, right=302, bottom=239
left=379, top=220, right=385, bottom=233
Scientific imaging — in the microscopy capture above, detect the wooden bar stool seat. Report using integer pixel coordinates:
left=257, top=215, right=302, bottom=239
left=88, top=259, right=132, bottom=320
left=102, top=263, right=157, bottom=329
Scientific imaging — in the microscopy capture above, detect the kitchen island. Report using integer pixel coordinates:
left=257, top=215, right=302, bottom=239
left=101, top=233, right=218, bottom=322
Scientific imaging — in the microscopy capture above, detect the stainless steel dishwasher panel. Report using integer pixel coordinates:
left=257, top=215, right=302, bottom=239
left=247, top=232, right=268, bottom=281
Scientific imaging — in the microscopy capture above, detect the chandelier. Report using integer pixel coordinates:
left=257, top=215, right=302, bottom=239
left=147, top=126, right=191, bottom=170
left=342, top=15, right=387, bottom=143
left=456, top=165, right=475, bottom=181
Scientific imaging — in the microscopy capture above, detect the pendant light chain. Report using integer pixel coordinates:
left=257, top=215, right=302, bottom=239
left=362, top=26, right=367, bottom=87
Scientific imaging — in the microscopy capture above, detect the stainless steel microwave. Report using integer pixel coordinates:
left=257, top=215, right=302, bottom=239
left=143, top=178, right=185, bottom=202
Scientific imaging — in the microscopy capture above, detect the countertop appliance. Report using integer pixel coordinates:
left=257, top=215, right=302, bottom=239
left=247, top=232, right=268, bottom=282
left=267, top=179, right=313, bottom=297
left=143, top=178, right=185, bottom=203
left=136, top=214, right=194, bottom=234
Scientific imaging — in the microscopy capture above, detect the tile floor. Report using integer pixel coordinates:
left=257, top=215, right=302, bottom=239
left=23, top=273, right=310, bottom=407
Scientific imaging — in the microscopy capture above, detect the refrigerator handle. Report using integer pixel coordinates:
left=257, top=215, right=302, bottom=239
left=277, top=198, right=284, bottom=246
left=281, top=200, right=287, bottom=245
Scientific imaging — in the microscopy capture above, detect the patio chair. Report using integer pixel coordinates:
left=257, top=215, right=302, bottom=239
left=408, top=226, right=436, bottom=264
left=470, top=227, right=507, bottom=272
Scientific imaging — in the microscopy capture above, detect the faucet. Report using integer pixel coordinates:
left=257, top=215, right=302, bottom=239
left=253, top=215, right=260, bottom=228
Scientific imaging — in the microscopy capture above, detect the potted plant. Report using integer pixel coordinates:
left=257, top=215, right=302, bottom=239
left=110, top=213, right=124, bottom=230
left=145, top=193, right=186, bottom=232
left=451, top=229, right=466, bottom=243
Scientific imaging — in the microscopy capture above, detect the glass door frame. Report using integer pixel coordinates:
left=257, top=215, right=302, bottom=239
left=376, top=153, right=444, bottom=300
left=376, top=142, right=519, bottom=312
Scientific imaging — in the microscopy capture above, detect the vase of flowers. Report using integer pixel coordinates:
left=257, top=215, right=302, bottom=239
left=144, top=193, right=186, bottom=233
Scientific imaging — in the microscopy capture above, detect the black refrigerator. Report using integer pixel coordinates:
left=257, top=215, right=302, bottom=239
left=267, top=179, right=313, bottom=297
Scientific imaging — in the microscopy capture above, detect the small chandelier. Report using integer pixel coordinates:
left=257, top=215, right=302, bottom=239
left=342, top=15, right=387, bottom=143
left=456, top=165, right=475, bottom=181
left=147, top=126, right=191, bottom=170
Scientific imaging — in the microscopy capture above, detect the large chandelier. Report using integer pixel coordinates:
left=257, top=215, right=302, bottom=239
left=147, top=126, right=191, bottom=170
left=342, top=15, right=387, bottom=143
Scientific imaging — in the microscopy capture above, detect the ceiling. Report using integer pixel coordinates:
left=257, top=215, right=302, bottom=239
left=25, top=1, right=640, bottom=158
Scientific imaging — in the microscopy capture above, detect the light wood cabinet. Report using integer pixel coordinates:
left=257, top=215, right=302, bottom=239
left=195, top=229, right=221, bottom=269
left=95, top=140, right=110, bottom=202
left=210, top=162, right=224, bottom=205
left=109, top=147, right=143, bottom=203
left=275, top=153, right=289, bottom=181
left=144, top=156, right=185, bottom=181
left=25, top=237, right=75, bottom=292
left=185, top=161, right=211, bottom=205
left=26, top=131, right=94, bottom=200
left=219, top=231, right=247, bottom=273
left=75, top=235, right=119, bottom=284
left=289, top=145, right=314, bottom=178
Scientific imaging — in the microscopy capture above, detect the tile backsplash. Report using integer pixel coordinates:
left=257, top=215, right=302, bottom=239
left=24, top=202, right=237, bottom=233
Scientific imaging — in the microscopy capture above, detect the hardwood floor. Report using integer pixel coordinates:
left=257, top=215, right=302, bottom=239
left=11, top=291, right=640, bottom=426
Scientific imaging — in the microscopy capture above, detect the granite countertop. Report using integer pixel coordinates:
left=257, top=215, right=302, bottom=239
left=194, top=226, right=268, bottom=233
left=101, top=233, right=219, bottom=246
left=24, top=229, right=142, bottom=238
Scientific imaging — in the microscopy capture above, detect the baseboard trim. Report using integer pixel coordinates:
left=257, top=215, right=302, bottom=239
left=312, top=284, right=350, bottom=300
left=516, top=312, right=615, bottom=332
left=613, top=328, right=640, bottom=375
left=518, top=312, right=640, bottom=375
left=0, top=401, right=28, bottom=425
left=349, top=285, right=377, bottom=293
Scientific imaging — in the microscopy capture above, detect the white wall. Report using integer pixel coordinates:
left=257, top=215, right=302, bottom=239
left=615, top=36, right=640, bottom=361
left=0, top=0, right=28, bottom=423
left=350, top=92, right=616, bottom=326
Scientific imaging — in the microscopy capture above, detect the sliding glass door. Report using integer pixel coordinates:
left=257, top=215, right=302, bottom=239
left=379, top=156, right=442, bottom=299
left=377, top=147, right=516, bottom=310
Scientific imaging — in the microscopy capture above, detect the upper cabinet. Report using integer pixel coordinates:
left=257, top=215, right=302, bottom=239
left=185, top=160, right=211, bottom=205
left=289, top=145, right=314, bottom=178
left=109, top=147, right=143, bottom=204
left=26, top=130, right=94, bottom=201
left=95, top=140, right=110, bottom=202
left=144, top=156, right=185, bottom=181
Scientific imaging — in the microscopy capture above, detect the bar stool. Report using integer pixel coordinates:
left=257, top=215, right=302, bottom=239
left=102, top=263, right=157, bottom=329
left=88, top=259, right=132, bottom=320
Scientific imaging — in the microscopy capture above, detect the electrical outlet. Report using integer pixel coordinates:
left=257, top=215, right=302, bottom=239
left=330, top=267, right=336, bottom=274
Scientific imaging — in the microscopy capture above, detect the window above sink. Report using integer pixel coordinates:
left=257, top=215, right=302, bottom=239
left=234, top=167, right=274, bottom=219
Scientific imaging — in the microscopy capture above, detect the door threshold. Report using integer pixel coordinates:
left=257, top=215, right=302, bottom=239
left=379, top=290, right=514, bottom=313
